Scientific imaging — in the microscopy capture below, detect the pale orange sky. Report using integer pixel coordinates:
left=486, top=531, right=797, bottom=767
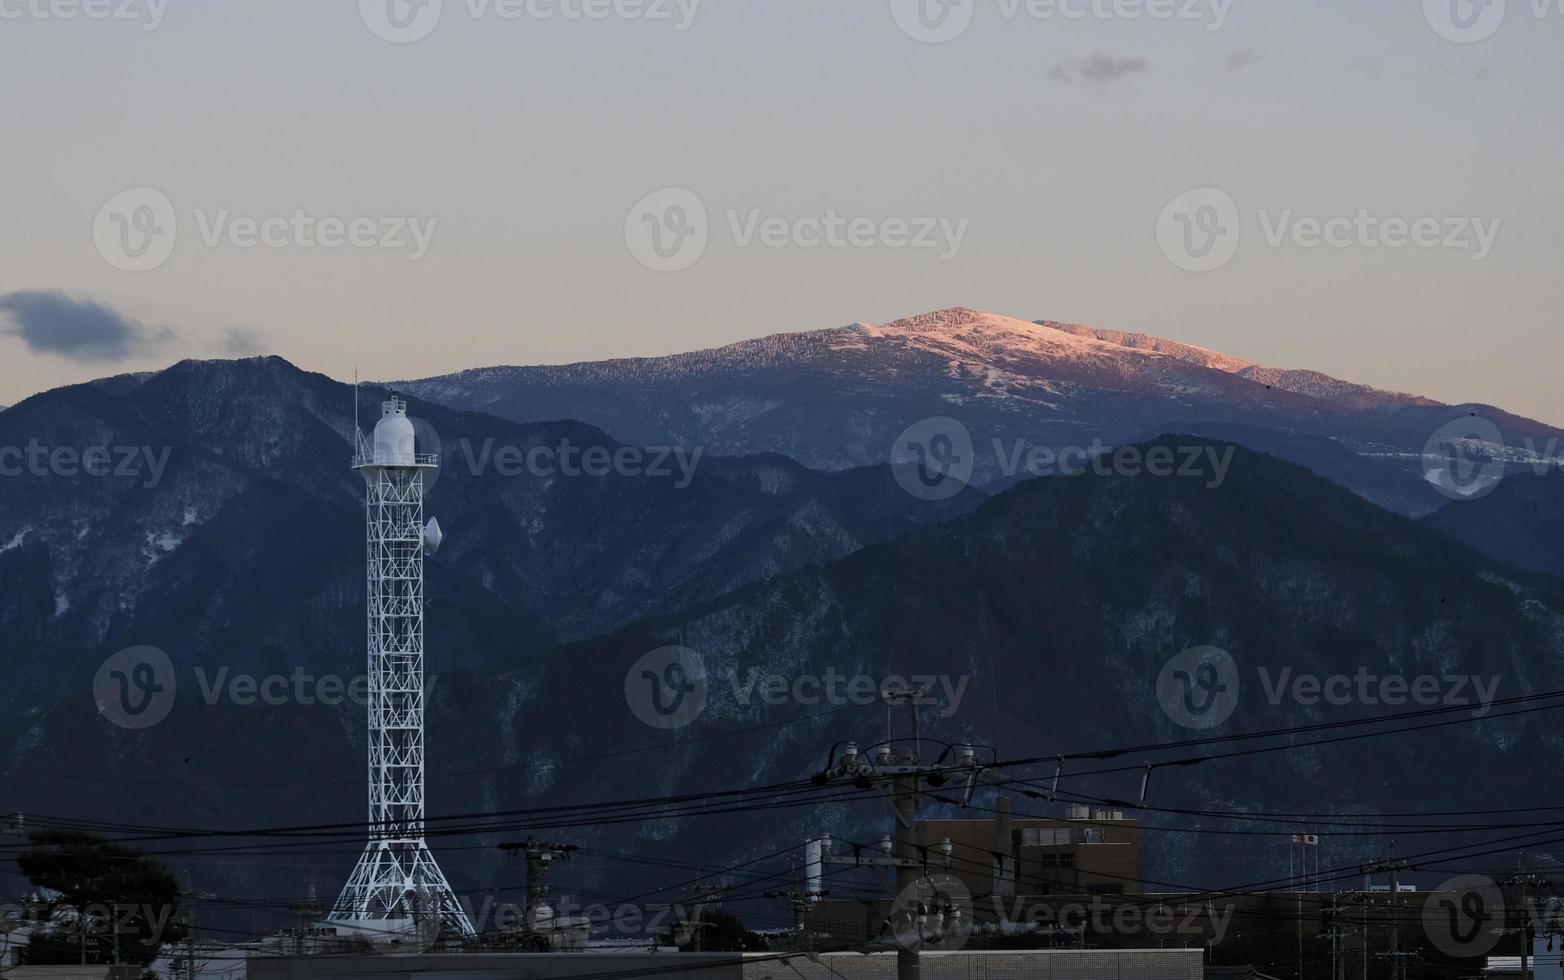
left=1, top=1, right=1559, bottom=423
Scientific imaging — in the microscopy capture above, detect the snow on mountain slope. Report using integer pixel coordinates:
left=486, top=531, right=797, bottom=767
left=1033, top=318, right=1438, bottom=410
left=405, top=307, right=1429, bottom=419
left=398, top=306, right=1563, bottom=515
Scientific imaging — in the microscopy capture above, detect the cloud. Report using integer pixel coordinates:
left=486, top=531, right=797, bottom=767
left=0, top=290, right=173, bottom=362
left=1052, top=54, right=1148, bottom=86
left=214, top=328, right=268, bottom=356
left=1224, top=48, right=1262, bottom=71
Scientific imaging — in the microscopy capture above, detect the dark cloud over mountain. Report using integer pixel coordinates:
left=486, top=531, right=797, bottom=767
left=0, top=290, right=173, bottom=362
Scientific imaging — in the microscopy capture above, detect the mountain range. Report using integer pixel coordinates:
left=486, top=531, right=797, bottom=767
left=2, top=308, right=1562, bottom=929
left=400, top=307, right=1564, bottom=516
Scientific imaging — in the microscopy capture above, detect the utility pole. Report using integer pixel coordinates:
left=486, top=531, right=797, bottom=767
left=1361, top=854, right=1412, bottom=980
left=1501, top=867, right=1548, bottom=980
left=765, top=858, right=830, bottom=952
left=686, top=884, right=723, bottom=952
left=1324, top=893, right=1343, bottom=980
left=813, top=690, right=964, bottom=980
left=1362, top=891, right=1368, bottom=980
left=497, top=837, right=577, bottom=950
left=289, top=878, right=324, bottom=956
left=182, top=889, right=214, bottom=980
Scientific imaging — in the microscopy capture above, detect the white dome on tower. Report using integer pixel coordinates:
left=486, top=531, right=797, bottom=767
left=372, top=397, right=417, bottom=465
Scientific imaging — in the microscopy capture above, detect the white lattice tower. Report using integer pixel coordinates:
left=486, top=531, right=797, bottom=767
left=332, top=395, right=474, bottom=938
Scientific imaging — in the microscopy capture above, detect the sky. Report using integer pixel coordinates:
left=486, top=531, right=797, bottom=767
left=1, top=0, right=1560, bottom=423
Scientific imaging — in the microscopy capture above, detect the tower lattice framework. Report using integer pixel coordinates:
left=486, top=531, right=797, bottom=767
left=332, top=397, right=474, bottom=938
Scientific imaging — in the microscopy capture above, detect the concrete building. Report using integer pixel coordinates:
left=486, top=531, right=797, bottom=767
left=917, top=803, right=1140, bottom=898
left=250, top=948, right=1204, bottom=980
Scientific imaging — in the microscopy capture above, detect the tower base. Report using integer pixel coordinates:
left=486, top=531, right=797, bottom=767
left=331, top=839, right=475, bottom=939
